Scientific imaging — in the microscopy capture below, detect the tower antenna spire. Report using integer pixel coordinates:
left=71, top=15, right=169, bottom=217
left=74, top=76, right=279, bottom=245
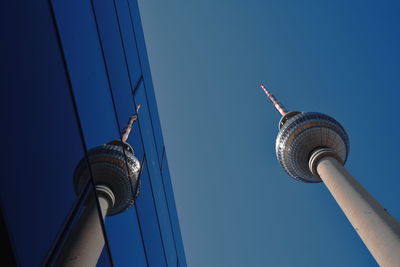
left=121, top=104, right=141, bottom=142
left=260, top=84, right=287, bottom=116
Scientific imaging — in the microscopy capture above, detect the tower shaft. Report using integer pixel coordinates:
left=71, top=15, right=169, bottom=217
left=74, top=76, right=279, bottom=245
left=55, top=186, right=114, bottom=267
left=312, top=151, right=400, bottom=266
left=264, top=85, right=400, bottom=265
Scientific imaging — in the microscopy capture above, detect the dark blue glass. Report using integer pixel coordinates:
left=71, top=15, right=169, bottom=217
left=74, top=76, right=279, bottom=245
left=97, top=247, right=113, bottom=267
left=89, top=2, right=148, bottom=266
left=114, top=0, right=142, bottom=88
left=143, top=82, right=166, bottom=164
left=3, top=0, right=186, bottom=266
left=0, top=2, right=91, bottom=264
left=135, top=84, right=177, bottom=266
left=105, top=207, right=147, bottom=267
left=0, top=77, right=87, bottom=266
left=52, top=0, right=120, bottom=147
left=51, top=2, right=128, bottom=266
left=127, top=0, right=165, bottom=163
left=91, top=0, right=136, bottom=131
left=161, top=152, right=187, bottom=267
left=45, top=182, right=113, bottom=267
left=135, top=160, right=168, bottom=267
left=89, top=0, right=144, bottom=163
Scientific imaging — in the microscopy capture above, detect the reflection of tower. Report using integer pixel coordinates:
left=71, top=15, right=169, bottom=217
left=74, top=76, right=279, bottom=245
left=56, top=107, right=141, bottom=267
left=261, top=84, right=400, bottom=266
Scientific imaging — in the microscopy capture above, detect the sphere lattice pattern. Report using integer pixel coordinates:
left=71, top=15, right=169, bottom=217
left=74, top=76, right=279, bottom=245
left=74, top=141, right=141, bottom=216
left=276, top=112, right=349, bottom=183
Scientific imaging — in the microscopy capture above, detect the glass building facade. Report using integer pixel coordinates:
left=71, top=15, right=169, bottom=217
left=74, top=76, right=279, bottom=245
left=0, top=0, right=186, bottom=266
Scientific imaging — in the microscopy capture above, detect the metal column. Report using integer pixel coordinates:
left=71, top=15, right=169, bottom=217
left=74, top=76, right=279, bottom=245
left=316, top=156, right=400, bottom=267
left=55, top=186, right=113, bottom=267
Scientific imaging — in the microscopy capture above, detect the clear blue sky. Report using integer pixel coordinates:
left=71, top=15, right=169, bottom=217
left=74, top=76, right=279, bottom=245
left=138, top=1, right=400, bottom=266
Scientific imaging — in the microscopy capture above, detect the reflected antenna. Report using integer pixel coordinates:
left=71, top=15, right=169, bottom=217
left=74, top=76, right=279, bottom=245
left=121, top=104, right=141, bottom=142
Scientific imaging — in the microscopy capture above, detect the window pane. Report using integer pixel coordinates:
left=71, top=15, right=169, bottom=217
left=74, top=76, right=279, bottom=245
left=135, top=84, right=177, bottom=266
left=0, top=3, right=89, bottom=262
left=46, top=182, right=113, bottom=267
left=52, top=0, right=120, bottom=146
left=127, top=0, right=165, bottom=163
left=97, top=246, right=113, bottom=267
left=135, top=160, right=167, bottom=267
left=161, top=152, right=187, bottom=266
left=88, top=1, right=148, bottom=266
left=114, top=0, right=142, bottom=87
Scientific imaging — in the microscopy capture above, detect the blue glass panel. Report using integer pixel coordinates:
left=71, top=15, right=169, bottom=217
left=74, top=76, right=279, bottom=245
left=88, top=3, right=148, bottom=266
left=51, top=0, right=120, bottom=147
left=91, top=0, right=135, bottom=131
left=161, top=152, right=187, bottom=267
left=134, top=83, right=160, bottom=170
left=105, top=208, right=147, bottom=267
left=114, top=0, right=142, bottom=88
left=136, top=160, right=167, bottom=267
left=130, top=86, right=145, bottom=161
left=0, top=1, right=90, bottom=265
left=90, top=0, right=144, bottom=160
left=53, top=1, right=150, bottom=266
left=127, top=0, right=165, bottom=163
left=130, top=88, right=145, bottom=162
left=144, top=82, right=166, bottom=164
left=97, top=247, right=113, bottom=267
left=45, top=182, right=113, bottom=266
left=135, top=84, right=177, bottom=266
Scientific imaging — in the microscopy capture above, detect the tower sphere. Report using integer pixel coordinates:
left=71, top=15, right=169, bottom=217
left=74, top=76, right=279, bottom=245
left=276, top=112, right=349, bottom=183
left=74, top=140, right=141, bottom=216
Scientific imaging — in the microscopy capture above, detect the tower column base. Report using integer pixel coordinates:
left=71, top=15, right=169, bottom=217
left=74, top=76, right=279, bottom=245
left=311, top=150, right=400, bottom=267
left=55, top=185, right=114, bottom=267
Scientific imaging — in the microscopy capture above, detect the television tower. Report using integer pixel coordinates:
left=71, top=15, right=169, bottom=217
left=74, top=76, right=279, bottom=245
left=56, top=105, right=141, bottom=267
left=261, top=84, right=400, bottom=266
